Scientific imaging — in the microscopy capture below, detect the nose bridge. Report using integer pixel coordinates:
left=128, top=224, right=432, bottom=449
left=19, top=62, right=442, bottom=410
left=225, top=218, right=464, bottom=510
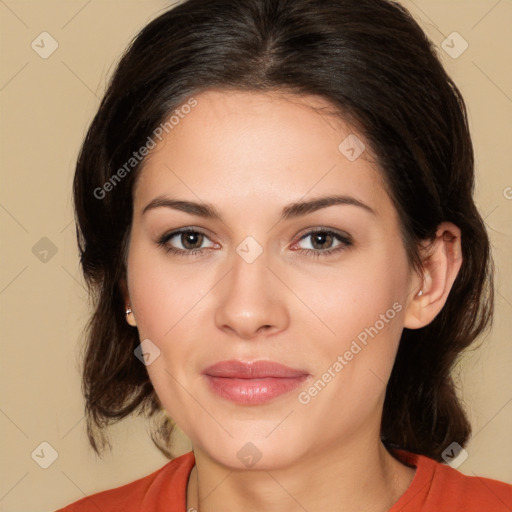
left=231, top=243, right=270, bottom=296
left=214, top=237, right=288, bottom=338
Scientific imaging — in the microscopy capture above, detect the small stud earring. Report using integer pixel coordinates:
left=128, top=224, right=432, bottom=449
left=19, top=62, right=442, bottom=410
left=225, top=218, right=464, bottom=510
left=417, top=290, right=423, bottom=297
left=125, top=305, right=137, bottom=326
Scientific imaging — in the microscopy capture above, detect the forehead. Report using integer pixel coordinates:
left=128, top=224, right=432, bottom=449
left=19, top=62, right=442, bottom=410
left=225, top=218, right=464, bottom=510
left=133, top=89, right=392, bottom=219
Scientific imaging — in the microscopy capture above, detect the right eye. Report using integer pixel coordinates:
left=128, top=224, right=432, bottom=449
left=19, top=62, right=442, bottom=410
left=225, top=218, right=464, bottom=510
left=157, top=228, right=217, bottom=257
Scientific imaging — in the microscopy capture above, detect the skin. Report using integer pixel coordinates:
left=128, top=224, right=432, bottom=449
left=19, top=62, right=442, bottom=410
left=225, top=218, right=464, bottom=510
left=123, top=89, right=462, bottom=512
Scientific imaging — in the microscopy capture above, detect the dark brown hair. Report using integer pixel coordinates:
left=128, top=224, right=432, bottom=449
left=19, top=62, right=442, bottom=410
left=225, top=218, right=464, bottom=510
left=73, top=0, right=493, bottom=461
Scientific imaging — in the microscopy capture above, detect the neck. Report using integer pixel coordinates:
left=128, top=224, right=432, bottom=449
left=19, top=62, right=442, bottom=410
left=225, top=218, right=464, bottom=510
left=186, top=433, right=415, bottom=512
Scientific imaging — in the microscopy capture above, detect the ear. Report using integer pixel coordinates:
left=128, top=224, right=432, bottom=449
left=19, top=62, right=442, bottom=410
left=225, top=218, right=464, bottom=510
left=404, top=221, right=463, bottom=329
left=119, top=277, right=137, bottom=327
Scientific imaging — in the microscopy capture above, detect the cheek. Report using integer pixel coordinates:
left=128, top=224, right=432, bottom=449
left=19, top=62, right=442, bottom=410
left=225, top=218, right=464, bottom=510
left=127, top=240, right=205, bottom=340
left=311, top=247, right=408, bottom=338
left=126, top=239, right=214, bottom=401
left=126, top=244, right=201, bottom=411
left=303, top=245, right=409, bottom=395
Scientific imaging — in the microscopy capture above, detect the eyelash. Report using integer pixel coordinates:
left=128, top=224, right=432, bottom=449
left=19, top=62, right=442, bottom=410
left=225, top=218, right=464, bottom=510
left=157, top=228, right=353, bottom=259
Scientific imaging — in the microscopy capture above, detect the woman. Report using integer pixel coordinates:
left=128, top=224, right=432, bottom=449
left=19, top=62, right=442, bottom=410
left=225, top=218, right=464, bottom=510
left=56, top=0, right=512, bottom=510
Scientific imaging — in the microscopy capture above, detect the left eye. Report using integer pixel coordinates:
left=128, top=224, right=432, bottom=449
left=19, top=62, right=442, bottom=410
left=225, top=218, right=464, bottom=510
left=295, top=230, right=347, bottom=251
left=292, top=230, right=353, bottom=257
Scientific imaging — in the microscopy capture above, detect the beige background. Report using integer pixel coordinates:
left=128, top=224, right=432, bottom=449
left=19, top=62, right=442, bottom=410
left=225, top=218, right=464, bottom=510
left=0, top=1, right=511, bottom=511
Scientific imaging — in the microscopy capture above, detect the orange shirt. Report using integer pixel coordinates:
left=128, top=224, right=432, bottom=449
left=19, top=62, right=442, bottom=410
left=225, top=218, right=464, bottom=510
left=55, top=450, right=512, bottom=511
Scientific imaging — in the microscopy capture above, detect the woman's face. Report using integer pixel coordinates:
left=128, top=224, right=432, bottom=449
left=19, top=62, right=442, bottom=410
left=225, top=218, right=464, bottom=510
left=126, top=89, right=417, bottom=469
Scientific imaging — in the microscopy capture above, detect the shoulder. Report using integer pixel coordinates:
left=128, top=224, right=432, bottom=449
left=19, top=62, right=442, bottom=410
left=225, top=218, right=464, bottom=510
left=391, top=450, right=512, bottom=512
left=427, top=458, right=512, bottom=510
left=53, top=451, right=195, bottom=512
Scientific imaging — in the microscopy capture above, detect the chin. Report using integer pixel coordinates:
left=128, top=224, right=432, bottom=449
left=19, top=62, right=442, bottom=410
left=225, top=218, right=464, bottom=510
left=193, top=429, right=310, bottom=471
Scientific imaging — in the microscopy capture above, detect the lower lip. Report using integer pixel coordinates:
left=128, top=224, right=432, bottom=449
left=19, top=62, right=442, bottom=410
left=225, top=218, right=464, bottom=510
left=204, top=375, right=309, bottom=405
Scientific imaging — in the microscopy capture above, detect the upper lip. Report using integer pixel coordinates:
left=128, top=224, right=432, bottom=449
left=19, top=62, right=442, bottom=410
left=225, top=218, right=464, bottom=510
left=203, top=360, right=309, bottom=379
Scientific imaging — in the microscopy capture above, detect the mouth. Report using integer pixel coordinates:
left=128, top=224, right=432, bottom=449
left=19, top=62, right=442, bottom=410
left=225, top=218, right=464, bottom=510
left=202, top=359, right=310, bottom=405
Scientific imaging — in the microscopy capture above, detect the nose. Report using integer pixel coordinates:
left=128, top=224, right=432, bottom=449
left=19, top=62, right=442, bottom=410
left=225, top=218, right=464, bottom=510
left=214, top=248, right=289, bottom=340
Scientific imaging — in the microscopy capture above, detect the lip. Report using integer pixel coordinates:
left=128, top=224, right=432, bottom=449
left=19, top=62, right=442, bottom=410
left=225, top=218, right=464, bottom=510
left=203, top=360, right=310, bottom=405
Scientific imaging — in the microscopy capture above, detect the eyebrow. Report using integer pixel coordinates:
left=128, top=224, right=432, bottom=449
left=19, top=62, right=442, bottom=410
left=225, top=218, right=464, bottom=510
left=142, top=194, right=376, bottom=221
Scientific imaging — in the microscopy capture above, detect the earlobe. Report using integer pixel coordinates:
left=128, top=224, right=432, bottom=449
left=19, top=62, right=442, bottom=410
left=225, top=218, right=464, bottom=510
left=125, top=304, right=137, bottom=327
left=404, top=222, right=463, bottom=329
left=119, top=277, right=137, bottom=327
